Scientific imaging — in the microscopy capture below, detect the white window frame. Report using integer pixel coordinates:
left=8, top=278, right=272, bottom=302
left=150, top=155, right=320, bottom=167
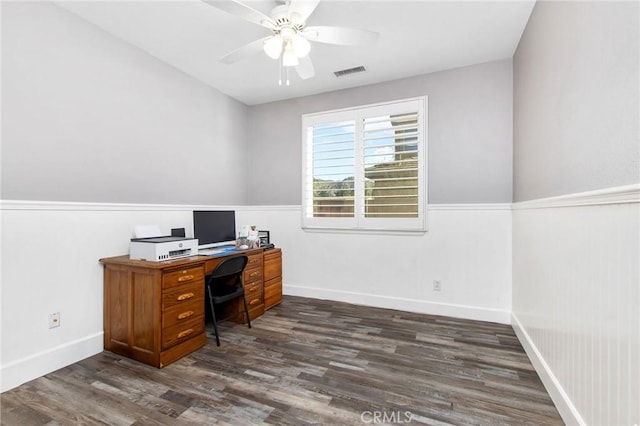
left=302, top=96, right=428, bottom=233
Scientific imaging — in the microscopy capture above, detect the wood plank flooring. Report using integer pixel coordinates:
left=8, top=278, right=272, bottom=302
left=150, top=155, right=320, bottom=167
left=1, top=296, right=563, bottom=425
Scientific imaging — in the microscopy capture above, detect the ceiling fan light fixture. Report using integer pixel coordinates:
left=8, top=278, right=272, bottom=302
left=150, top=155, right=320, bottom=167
left=210, top=0, right=378, bottom=84
left=292, top=34, right=311, bottom=58
left=263, top=35, right=283, bottom=59
left=282, top=43, right=299, bottom=67
left=280, top=26, right=295, bottom=39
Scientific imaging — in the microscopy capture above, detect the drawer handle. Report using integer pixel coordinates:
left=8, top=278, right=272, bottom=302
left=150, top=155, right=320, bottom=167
left=178, top=274, right=194, bottom=282
left=177, top=329, right=193, bottom=339
left=249, top=271, right=259, bottom=277
left=177, top=292, right=194, bottom=301
left=249, top=298, right=260, bottom=306
left=177, top=310, right=194, bottom=320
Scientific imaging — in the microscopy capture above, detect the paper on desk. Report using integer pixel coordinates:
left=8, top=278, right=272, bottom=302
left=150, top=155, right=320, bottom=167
left=134, top=225, right=162, bottom=239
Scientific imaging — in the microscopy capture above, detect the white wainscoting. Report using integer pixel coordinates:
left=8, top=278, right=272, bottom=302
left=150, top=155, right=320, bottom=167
left=0, top=201, right=512, bottom=392
left=0, top=202, right=197, bottom=392
left=512, top=184, right=640, bottom=426
left=240, top=204, right=512, bottom=324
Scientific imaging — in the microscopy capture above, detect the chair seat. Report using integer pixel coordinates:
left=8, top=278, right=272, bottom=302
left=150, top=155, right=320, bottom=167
left=211, top=284, right=245, bottom=304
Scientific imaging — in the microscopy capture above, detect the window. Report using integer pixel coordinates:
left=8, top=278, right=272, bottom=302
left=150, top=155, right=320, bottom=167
left=302, top=97, right=427, bottom=232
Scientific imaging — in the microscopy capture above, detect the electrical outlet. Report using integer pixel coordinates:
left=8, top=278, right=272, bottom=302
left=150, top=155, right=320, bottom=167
left=49, top=312, right=60, bottom=329
left=433, top=280, right=442, bottom=291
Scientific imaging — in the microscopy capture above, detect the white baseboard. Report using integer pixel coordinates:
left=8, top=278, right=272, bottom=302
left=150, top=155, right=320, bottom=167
left=0, top=332, right=103, bottom=393
left=511, top=313, right=585, bottom=426
left=284, top=284, right=511, bottom=324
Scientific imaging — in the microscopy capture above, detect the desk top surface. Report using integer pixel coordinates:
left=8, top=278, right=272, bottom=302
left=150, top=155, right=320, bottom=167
left=99, top=247, right=264, bottom=269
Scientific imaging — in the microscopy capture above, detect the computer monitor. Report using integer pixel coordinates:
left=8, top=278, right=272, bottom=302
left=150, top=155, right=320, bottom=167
left=193, top=210, right=236, bottom=249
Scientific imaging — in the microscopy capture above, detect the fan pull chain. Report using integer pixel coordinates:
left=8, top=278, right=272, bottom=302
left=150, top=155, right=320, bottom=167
left=277, top=56, right=292, bottom=87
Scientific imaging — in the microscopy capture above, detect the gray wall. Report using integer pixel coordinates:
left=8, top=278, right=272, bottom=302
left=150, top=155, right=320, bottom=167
left=1, top=2, right=249, bottom=205
left=247, top=59, right=514, bottom=205
left=3, top=3, right=516, bottom=207
left=513, top=1, right=639, bottom=202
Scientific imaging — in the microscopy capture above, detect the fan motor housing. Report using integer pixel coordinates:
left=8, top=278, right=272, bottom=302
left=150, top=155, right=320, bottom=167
left=271, top=5, right=305, bottom=30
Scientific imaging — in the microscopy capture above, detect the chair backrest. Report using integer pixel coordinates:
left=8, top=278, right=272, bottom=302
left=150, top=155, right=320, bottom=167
left=210, top=255, right=248, bottom=280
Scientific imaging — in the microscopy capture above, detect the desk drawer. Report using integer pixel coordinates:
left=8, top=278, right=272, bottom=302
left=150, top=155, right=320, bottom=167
left=246, top=293, right=263, bottom=310
left=162, top=298, right=203, bottom=329
left=162, top=266, right=204, bottom=289
left=162, top=282, right=204, bottom=310
left=243, top=266, right=262, bottom=284
left=245, top=289, right=263, bottom=308
left=162, top=316, right=204, bottom=350
left=264, top=277, right=282, bottom=309
left=244, top=280, right=262, bottom=295
left=246, top=253, right=263, bottom=269
left=263, top=250, right=282, bottom=281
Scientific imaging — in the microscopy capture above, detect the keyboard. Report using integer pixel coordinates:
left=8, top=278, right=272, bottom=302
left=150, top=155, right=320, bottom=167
left=198, top=246, right=235, bottom=256
left=198, top=248, right=225, bottom=255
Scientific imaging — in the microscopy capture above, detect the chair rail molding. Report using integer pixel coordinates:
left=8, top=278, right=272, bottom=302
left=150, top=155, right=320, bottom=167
left=512, top=183, right=640, bottom=210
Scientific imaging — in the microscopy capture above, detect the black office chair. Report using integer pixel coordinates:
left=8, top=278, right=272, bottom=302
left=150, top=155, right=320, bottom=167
left=205, top=255, right=251, bottom=346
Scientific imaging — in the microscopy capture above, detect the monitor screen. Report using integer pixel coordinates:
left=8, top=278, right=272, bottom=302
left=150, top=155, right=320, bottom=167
left=193, top=210, right=236, bottom=248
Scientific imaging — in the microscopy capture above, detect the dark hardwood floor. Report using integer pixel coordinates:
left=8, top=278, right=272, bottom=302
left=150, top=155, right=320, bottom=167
left=1, top=296, right=563, bottom=425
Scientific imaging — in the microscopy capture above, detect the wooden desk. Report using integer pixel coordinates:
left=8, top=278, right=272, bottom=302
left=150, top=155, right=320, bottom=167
left=99, top=248, right=282, bottom=368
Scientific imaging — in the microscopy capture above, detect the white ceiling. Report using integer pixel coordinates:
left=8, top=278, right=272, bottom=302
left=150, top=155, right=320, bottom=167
left=55, top=0, right=535, bottom=105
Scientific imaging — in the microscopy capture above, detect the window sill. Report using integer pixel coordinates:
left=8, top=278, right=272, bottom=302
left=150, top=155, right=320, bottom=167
left=301, top=226, right=427, bottom=236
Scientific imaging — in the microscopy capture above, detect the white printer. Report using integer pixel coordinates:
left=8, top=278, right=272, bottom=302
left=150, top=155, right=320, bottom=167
left=130, top=236, right=199, bottom=262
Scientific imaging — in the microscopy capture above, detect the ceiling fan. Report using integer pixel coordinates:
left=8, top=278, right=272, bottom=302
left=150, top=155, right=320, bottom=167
left=203, top=0, right=379, bottom=83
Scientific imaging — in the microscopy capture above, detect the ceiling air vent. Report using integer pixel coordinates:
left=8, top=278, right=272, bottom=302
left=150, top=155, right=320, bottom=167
left=334, top=66, right=366, bottom=78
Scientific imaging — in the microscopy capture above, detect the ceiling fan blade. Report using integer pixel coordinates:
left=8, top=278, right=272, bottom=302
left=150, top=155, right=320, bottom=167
left=220, top=36, right=270, bottom=64
left=288, top=0, right=320, bottom=23
left=203, top=0, right=277, bottom=29
left=304, top=26, right=379, bottom=46
left=295, top=55, right=315, bottom=80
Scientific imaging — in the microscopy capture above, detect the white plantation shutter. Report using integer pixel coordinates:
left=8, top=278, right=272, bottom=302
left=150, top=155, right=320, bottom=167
left=302, top=97, right=427, bottom=231
left=303, top=112, right=357, bottom=228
